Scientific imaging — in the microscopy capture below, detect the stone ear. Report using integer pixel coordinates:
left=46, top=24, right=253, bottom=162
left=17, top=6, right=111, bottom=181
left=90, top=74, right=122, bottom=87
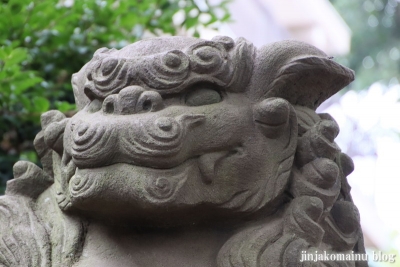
left=250, top=40, right=354, bottom=110
left=265, top=56, right=354, bottom=110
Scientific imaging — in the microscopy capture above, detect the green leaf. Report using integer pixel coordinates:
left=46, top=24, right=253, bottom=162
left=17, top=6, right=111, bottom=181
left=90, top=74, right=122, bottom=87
left=12, top=77, right=42, bottom=94
left=19, top=150, right=38, bottom=163
left=55, top=101, right=76, bottom=112
left=32, top=96, right=50, bottom=112
left=4, top=48, right=28, bottom=65
left=20, top=95, right=32, bottom=111
left=184, top=17, right=198, bottom=29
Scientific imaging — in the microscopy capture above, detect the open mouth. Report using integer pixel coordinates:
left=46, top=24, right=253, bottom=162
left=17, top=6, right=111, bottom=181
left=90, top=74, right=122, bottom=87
left=69, top=158, right=198, bottom=202
left=68, top=149, right=236, bottom=185
left=56, top=141, right=244, bottom=212
left=55, top=144, right=248, bottom=221
left=61, top=147, right=243, bottom=204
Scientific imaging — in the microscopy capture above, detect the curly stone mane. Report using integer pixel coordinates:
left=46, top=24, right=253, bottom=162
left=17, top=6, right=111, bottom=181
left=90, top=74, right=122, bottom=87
left=216, top=106, right=366, bottom=267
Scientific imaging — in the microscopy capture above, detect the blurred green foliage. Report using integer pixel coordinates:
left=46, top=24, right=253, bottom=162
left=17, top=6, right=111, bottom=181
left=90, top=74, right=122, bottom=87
left=330, top=0, right=400, bottom=90
left=0, top=0, right=230, bottom=193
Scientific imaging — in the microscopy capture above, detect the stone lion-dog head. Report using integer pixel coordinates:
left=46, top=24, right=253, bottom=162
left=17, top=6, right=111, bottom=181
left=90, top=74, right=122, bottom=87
left=1, top=36, right=365, bottom=267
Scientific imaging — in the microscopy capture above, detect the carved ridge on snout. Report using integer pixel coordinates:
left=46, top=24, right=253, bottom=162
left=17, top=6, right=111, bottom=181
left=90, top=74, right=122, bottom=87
left=68, top=112, right=206, bottom=169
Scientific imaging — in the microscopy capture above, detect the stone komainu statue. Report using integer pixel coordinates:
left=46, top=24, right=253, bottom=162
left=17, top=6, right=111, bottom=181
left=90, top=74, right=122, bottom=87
left=0, top=36, right=367, bottom=267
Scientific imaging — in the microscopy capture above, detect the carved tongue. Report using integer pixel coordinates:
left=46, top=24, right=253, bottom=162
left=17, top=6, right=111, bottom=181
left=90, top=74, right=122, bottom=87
left=197, top=152, right=229, bottom=184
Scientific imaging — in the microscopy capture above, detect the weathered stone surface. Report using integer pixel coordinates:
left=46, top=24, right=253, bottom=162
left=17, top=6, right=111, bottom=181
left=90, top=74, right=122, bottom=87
left=0, top=36, right=367, bottom=267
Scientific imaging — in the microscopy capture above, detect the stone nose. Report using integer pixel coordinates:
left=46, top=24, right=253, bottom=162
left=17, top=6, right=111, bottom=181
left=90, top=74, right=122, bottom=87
left=77, top=122, right=89, bottom=136
left=102, top=86, right=164, bottom=115
left=151, top=114, right=205, bottom=137
left=156, top=117, right=174, bottom=132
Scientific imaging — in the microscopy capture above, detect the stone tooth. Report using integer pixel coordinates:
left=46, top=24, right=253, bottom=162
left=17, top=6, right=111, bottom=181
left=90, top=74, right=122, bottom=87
left=197, top=151, right=228, bottom=184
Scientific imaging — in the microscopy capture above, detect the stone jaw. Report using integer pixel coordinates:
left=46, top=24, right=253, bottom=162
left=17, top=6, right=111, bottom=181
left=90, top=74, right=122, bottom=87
left=0, top=36, right=367, bottom=267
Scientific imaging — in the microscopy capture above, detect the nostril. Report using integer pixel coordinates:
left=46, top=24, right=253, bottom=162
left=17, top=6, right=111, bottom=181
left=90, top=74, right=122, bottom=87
left=105, top=101, right=114, bottom=114
left=136, top=91, right=163, bottom=113
left=102, top=95, right=117, bottom=114
left=156, top=117, right=173, bottom=131
left=142, top=99, right=152, bottom=111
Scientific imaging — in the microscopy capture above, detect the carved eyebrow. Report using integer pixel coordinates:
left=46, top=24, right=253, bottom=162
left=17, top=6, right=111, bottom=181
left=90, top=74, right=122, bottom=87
left=76, top=38, right=255, bottom=106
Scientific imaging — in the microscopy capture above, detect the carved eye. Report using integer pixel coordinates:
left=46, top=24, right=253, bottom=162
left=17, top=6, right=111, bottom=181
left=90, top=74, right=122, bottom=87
left=185, top=86, right=222, bottom=106
left=136, top=91, right=163, bottom=113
